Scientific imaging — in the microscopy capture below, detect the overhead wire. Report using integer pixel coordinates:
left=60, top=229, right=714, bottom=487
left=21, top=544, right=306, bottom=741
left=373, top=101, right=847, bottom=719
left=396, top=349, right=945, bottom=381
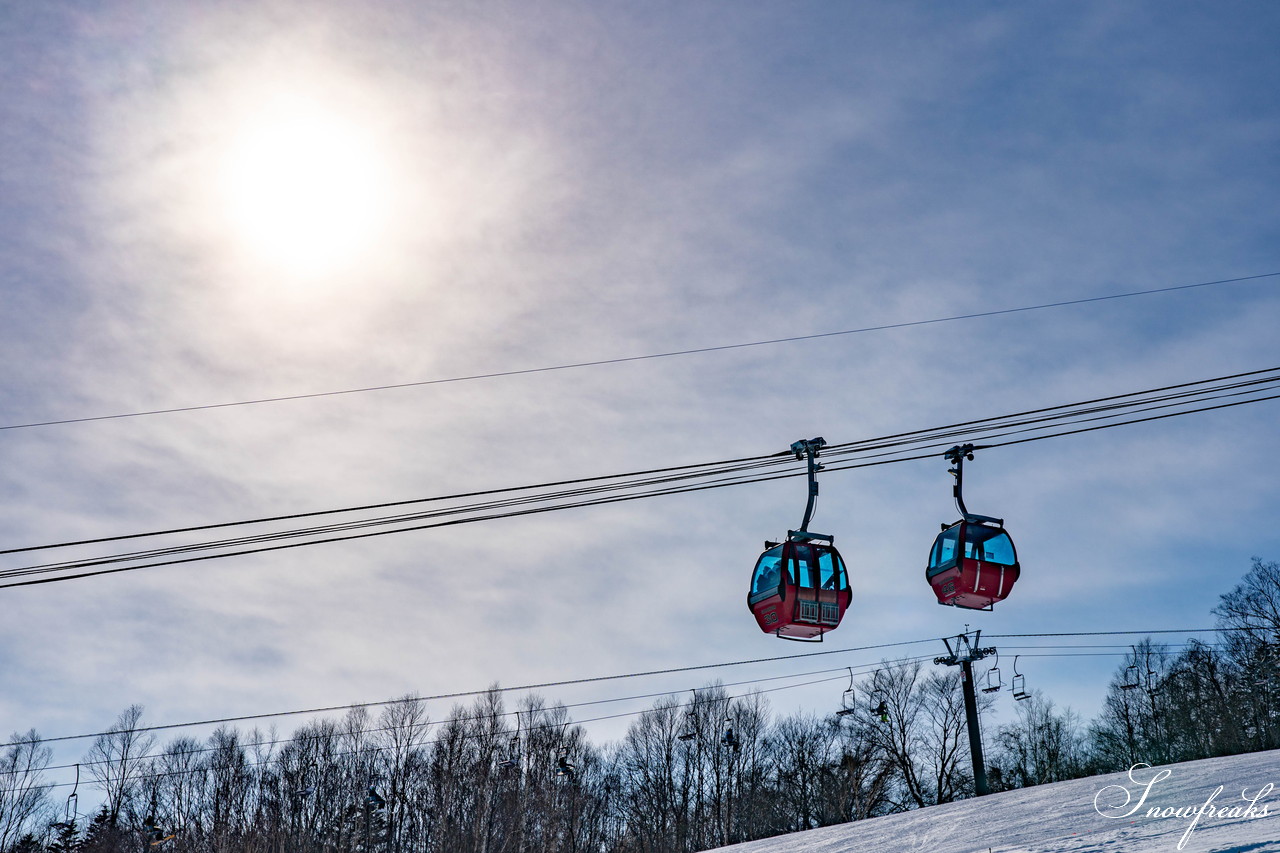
left=821, top=365, right=1280, bottom=454
left=22, top=668, right=927, bottom=793
left=0, top=458, right=788, bottom=572
left=29, top=669, right=881, bottom=794
left=0, top=453, right=790, bottom=556
left=0, top=368, right=1269, bottom=768
left=9, top=334, right=1278, bottom=574
left=7, top=368, right=1276, bottom=567
left=6, top=276, right=1273, bottom=789
left=24, top=662, right=890, bottom=779
left=816, top=366, right=1280, bottom=462
left=4, top=366, right=1279, bottom=589
left=18, top=630, right=1240, bottom=793
left=0, top=636, right=944, bottom=749
left=4, top=271, right=1274, bottom=433
left=1, top=626, right=1230, bottom=753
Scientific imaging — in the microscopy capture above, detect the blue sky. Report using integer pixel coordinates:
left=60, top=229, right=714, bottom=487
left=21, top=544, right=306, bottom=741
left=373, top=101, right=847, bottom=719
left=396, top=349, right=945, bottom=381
left=2, top=0, right=1279, bottom=794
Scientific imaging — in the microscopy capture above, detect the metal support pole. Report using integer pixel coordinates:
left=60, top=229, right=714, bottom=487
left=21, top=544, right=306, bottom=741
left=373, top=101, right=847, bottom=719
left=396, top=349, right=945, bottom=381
left=935, top=629, right=995, bottom=797
left=960, top=657, right=990, bottom=797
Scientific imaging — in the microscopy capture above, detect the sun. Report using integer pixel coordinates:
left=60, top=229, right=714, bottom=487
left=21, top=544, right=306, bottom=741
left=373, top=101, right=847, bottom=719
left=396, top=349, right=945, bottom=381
left=219, top=100, right=391, bottom=277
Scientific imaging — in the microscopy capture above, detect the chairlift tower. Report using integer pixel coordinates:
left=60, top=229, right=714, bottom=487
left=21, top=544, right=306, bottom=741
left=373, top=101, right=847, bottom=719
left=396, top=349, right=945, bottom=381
left=934, top=628, right=997, bottom=797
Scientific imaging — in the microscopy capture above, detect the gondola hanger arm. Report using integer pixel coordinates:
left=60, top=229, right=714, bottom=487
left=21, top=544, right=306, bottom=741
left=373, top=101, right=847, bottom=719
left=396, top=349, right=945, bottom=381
left=944, top=444, right=1002, bottom=526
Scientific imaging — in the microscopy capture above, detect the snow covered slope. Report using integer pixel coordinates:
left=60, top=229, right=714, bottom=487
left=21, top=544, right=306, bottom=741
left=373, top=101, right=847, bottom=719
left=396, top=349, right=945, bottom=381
left=715, top=749, right=1279, bottom=853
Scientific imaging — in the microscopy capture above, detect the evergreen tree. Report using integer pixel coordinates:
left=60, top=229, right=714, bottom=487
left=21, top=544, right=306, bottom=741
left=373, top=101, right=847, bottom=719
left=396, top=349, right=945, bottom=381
left=46, top=820, right=81, bottom=853
left=8, top=833, right=43, bottom=853
left=79, top=807, right=125, bottom=853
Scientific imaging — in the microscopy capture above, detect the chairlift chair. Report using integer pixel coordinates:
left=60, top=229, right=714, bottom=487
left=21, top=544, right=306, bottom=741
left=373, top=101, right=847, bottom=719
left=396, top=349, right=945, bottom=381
left=551, top=722, right=577, bottom=780
left=554, top=746, right=576, bottom=780
left=65, top=764, right=79, bottom=826
left=365, top=786, right=386, bottom=810
left=835, top=668, right=858, bottom=717
left=675, top=686, right=706, bottom=737
left=1119, top=646, right=1141, bottom=690
left=498, top=712, right=522, bottom=769
left=498, top=736, right=520, bottom=769
left=866, top=671, right=891, bottom=722
left=292, top=756, right=320, bottom=799
left=720, top=720, right=740, bottom=752
left=982, top=655, right=1003, bottom=694
left=143, top=815, right=176, bottom=848
left=1011, top=655, right=1029, bottom=701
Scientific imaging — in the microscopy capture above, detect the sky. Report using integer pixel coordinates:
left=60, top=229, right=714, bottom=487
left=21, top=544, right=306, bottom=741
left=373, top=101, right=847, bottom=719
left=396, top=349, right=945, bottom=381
left=2, top=0, right=1279, bottom=805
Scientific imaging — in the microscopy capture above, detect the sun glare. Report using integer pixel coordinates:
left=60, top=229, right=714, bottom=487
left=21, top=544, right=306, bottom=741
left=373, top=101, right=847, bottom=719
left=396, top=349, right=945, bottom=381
left=219, top=102, right=390, bottom=277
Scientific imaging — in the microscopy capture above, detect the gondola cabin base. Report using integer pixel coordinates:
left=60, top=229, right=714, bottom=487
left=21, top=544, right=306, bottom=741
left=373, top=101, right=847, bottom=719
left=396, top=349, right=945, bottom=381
left=926, top=520, right=1019, bottom=610
left=748, top=540, right=851, bottom=639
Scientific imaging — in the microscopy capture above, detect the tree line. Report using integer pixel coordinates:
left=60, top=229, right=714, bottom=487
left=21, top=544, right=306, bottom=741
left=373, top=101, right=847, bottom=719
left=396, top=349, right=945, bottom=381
left=2, top=558, right=1276, bottom=853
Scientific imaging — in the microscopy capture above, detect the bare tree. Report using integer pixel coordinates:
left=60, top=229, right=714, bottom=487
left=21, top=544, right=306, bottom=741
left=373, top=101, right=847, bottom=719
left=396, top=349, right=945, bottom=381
left=1090, top=640, right=1172, bottom=770
left=995, top=691, right=1086, bottom=787
left=1159, top=640, right=1240, bottom=760
left=84, top=704, right=157, bottom=827
left=830, top=714, right=894, bottom=821
left=203, top=726, right=254, bottom=853
left=716, top=691, right=771, bottom=846
left=375, top=696, right=431, bottom=853
left=1213, top=558, right=1280, bottom=751
left=139, top=735, right=206, bottom=852
left=1214, top=558, right=1280, bottom=650
left=767, top=712, right=839, bottom=833
left=857, top=662, right=929, bottom=808
left=0, top=730, right=52, bottom=852
left=917, top=669, right=970, bottom=804
left=276, top=719, right=344, bottom=852
left=853, top=661, right=979, bottom=808
left=614, top=695, right=684, bottom=853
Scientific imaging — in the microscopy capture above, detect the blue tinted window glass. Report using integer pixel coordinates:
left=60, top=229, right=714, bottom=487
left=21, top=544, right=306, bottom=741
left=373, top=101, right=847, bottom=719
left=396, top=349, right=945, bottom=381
left=930, top=528, right=958, bottom=569
left=966, top=527, right=1016, bottom=565
left=751, top=547, right=783, bottom=594
left=818, top=550, right=837, bottom=590
left=828, top=550, right=849, bottom=590
left=793, top=545, right=815, bottom=588
left=982, top=532, right=1016, bottom=565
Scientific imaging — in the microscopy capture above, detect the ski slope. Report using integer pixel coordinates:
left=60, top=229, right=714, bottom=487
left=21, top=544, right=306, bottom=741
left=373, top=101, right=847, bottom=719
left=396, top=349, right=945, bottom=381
left=715, top=749, right=1279, bottom=853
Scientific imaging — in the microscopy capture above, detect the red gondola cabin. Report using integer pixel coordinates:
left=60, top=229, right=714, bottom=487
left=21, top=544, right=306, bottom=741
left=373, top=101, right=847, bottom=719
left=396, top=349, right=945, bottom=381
left=748, top=537, right=851, bottom=639
left=926, top=519, right=1019, bottom=610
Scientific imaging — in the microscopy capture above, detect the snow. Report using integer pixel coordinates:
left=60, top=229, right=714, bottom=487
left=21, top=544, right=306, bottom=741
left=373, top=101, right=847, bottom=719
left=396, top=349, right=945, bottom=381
left=713, top=749, right=1280, bottom=853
